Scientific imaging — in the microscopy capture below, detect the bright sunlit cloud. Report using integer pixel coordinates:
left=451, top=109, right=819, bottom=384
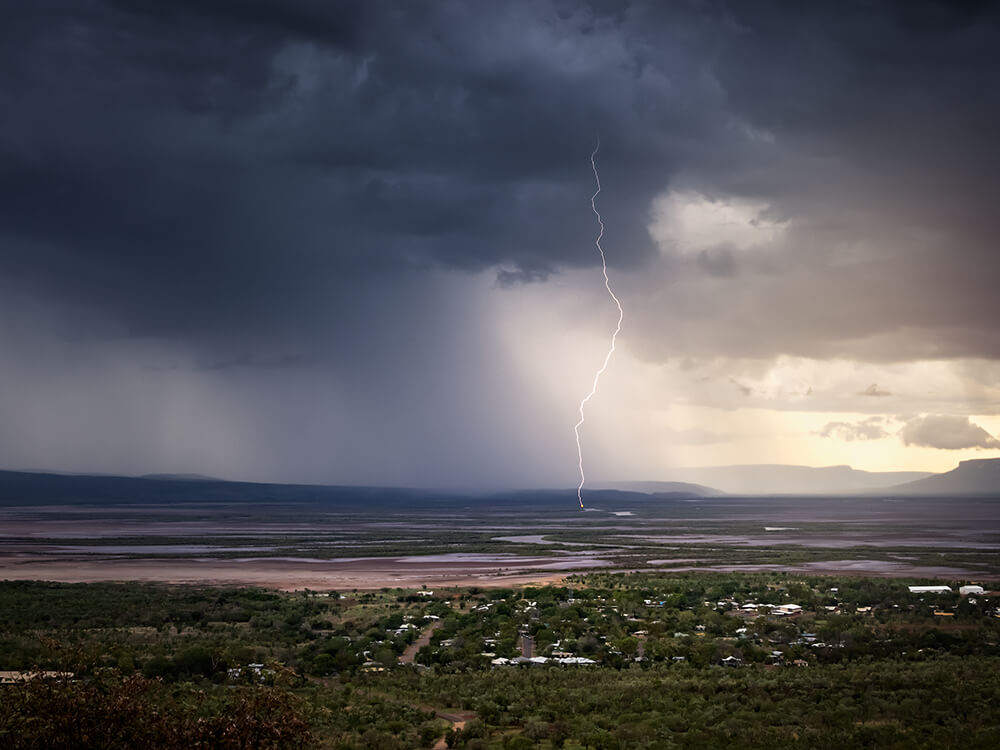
left=648, top=190, right=788, bottom=255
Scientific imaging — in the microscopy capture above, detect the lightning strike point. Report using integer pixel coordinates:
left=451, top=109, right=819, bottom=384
left=574, top=140, right=623, bottom=510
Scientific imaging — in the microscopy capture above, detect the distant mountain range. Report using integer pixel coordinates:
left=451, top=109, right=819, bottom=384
left=601, top=480, right=723, bottom=497
left=608, top=459, right=1000, bottom=495
left=610, top=465, right=933, bottom=495
left=0, top=458, right=996, bottom=507
left=0, top=470, right=447, bottom=508
left=883, top=458, right=1000, bottom=495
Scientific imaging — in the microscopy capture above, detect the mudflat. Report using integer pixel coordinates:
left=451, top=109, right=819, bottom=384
left=2, top=492, right=999, bottom=587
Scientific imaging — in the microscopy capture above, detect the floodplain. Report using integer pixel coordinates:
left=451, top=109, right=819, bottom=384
left=2, top=489, right=999, bottom=588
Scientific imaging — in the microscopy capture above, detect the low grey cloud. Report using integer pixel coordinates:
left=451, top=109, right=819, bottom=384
left=858, top=384, right=892, bottom=397
left=900, top=415, right=1000, bottom=450
left=729, top=378, right=754, bottom=397
left=817, top=417, right=891, bottom=442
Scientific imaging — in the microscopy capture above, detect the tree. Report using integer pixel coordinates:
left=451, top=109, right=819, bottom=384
left=502, top=735, right=534, bottom=750
left=550, top=720, right=571, bottom=749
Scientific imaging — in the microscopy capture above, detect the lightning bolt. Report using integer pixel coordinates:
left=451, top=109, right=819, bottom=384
left=574, top=140, right=623, bottom=509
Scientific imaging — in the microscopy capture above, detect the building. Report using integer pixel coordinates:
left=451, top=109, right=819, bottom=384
left=960, top=585, right=985, bottom=596
left=521, top=634, right=534, bottom=659
left=773, top=604, right=803, bottom=616
left=908, top=585, right=952, bottom=593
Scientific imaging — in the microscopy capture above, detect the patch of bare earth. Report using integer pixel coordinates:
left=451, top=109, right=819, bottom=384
left=0, top=555, right=571, bottom=590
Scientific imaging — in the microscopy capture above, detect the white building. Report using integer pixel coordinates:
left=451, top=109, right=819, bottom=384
left=773, top=604, right=803, bottom=616
left=908, top=585, right=952, bottom=593
left=960, top=585, right=985, bottom=596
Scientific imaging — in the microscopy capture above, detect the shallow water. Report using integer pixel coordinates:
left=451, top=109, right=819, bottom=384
left=653, top=560, right=984, bottom=577
left=3, top=494, right=999, bottom=581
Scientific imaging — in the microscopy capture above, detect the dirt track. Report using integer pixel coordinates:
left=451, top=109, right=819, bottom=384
left=399, top=620, right=444, bottom=664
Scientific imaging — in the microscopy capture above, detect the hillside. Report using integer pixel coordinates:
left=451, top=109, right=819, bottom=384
left=0, top=470, right=703, bottom=510
left=600, top=480, right=723, bottom=497
left=0, top=470, right=449, bottom=509
left=660, top=464, right=932, bottom=495
left=886, top=458, right=1000, bottom=495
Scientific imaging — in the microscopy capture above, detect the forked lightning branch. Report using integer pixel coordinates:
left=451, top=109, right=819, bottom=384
left=573, top=141, right=624, bottom=509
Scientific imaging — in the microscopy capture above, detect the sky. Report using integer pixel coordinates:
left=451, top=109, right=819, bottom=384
left=1, top=0, right=999, bottom=488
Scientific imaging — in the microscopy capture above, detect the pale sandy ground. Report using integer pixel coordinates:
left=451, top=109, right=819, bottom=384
left=0, top=555, right=571, bottom=591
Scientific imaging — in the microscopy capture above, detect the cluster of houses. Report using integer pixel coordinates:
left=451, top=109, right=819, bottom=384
left=484, top=634, right=598, bottom=667
left=907, top=584, right=985, bottom=595
left=724, top=601, right=805, bottom=618
left=906, top=584, right=995, bottom=618
left=489, top=655, right=597, bottom=666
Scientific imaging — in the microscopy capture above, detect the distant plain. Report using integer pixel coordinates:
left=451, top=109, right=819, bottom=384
left=2, top=472, right=997, bottom=589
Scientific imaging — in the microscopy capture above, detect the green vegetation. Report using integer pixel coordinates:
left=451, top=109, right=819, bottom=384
left=2, top=573, right=999, bottom=748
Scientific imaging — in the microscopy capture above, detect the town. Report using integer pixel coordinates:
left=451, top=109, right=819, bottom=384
left=2, top=572, right=999, bottom=748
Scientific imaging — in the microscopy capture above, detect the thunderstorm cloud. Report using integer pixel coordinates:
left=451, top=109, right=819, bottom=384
left=1, top=1, right=999, bottom=483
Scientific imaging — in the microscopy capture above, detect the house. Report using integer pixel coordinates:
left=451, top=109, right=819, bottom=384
left=960, top=585, right=985, bottom=596
left=773, top=604, right=803, bottom=616
left=721, top=656, right=743, bottom=667
left=227, top=663, right=272, bottom=682
left=556, top=656, right=597, bottom=665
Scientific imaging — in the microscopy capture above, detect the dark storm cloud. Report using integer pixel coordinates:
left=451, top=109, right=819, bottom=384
left=625, top=1, right=1000, bottom=364
left=3, top=0, right=998, bottom=364
left=196, top=352, right=325, bottom=371
left=0, top=0, right=670, bottom=349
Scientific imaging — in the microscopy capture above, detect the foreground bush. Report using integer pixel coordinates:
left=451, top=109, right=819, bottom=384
left=0, top=672, right=310, bottom=750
